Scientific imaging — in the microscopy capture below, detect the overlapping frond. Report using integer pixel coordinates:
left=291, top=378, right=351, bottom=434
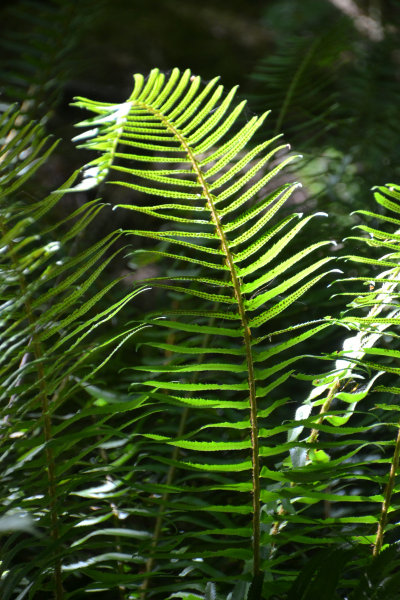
left=249, top=23, right=349, bottom=147
left=0, top=106, right=146, bottom=598
left=264, top=183, right=400, bottom=596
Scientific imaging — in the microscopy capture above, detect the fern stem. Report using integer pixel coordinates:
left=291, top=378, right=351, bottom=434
left=8, top=347, right=31, bottom=408
left=373, top=423, right=400, bottom=556
left=136, top=102, right=261, bottom=576
left=185, top=150, right=261, bottom=576
left=31, top=334, right=63, bottom=600
left=170, top=125, right=260, bottom=574
left=0, top=219, right=63, bottom=599
left=95, top=431, right=126, bottom=599
left=141, top=405, right=190, bottom=596
left=308, top=379, right=340, bottom=444
left=271, top=379, right=341, bottom=540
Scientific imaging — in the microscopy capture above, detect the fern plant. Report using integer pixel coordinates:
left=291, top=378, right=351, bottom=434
left=336, top=182, right=400, bottom=557
left=267, top=182, right=400, bottom=598
left=3, top=64, right=400, bottom=600
left=0, top=104, right=145, bottom=599
left=67, top=67, right=345, bottom=595
left=0, top=0, right=99, bottom=135
left=249, top=23, right=349, bottom=148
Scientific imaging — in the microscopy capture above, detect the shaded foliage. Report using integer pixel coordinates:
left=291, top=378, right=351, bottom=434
left=2, top=1, right=400, bottom=599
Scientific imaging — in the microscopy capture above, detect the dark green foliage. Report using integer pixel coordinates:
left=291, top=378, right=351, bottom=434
left=0, top=0, right=98, bottom=130
left=249, top=23, right=349, bottom=148
left=0, top=105, right=145, bottom=597
left=2, top=2, right=400, bottom=598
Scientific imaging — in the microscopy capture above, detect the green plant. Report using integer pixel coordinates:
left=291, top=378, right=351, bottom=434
left=0, top=104, right=145, bottom=598
left=249, top=23, right=348, bottom=148
left=64, top=67, right=359, bottom=597
left=2, top=66, right=400, bottom=600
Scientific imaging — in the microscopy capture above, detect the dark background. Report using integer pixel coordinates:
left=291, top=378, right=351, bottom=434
left=2, top=0, right=400, bottom=230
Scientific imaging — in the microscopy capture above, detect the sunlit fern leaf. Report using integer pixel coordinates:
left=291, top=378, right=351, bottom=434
left=337, top=183, right=400, bottom=559
left=66, top=67, right=340, bottom=594
left=0, top=106, right=146, bottom=599
left=268, top=183, right=400, bottom=580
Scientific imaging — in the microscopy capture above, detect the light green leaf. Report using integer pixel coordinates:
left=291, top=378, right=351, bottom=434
left=249, top=272, right=332, bottom=328
left=140, top=380, right=249, bottom=392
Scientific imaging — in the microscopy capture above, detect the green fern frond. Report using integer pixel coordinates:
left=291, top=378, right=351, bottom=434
left=69, top=67, right=337, bottom=592
left=269, top=183, right=400, bottom=574
left=0, top=107, right=145, bottom=599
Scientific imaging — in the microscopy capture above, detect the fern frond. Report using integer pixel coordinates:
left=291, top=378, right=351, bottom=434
left=69, top=67, right=337, bottom=593
left=270, top=182, right=400, bottom=573
left=0, top=107, right=145, bottom=598
left=249, top=23, right=349, bottom=146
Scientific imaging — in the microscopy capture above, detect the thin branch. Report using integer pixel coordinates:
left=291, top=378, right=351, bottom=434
left=274, top=37, right=320, bottom=136
left=7, top=345, right=31, bottom=409
left=270, top=379, right=340, bottom=541
left=308, top=379, right=341, bottom=444
left=373, top=423, right=400, bottom=556
left=142, top=297, right=227, bottom=594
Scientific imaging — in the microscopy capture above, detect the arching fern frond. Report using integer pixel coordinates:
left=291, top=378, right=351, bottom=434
left=0, top=106, right=145, bottom=599
left=69, top=67, right=338, bottom=595
left=267, top=183, right=400, bottom=588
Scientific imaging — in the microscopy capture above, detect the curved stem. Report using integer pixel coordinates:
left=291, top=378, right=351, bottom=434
left=271, top=379, right=340, bottom=540
left=141, top=405, right=190, bottom=596
left=274, top=37, right=320, bottom=136
left=137, top=102, right=261, bottom=576
left=95, top=427, right=126, bottom=600
left=308, top=380, right=340, bottom=444
left=373, top=423, right=400, bottom=556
